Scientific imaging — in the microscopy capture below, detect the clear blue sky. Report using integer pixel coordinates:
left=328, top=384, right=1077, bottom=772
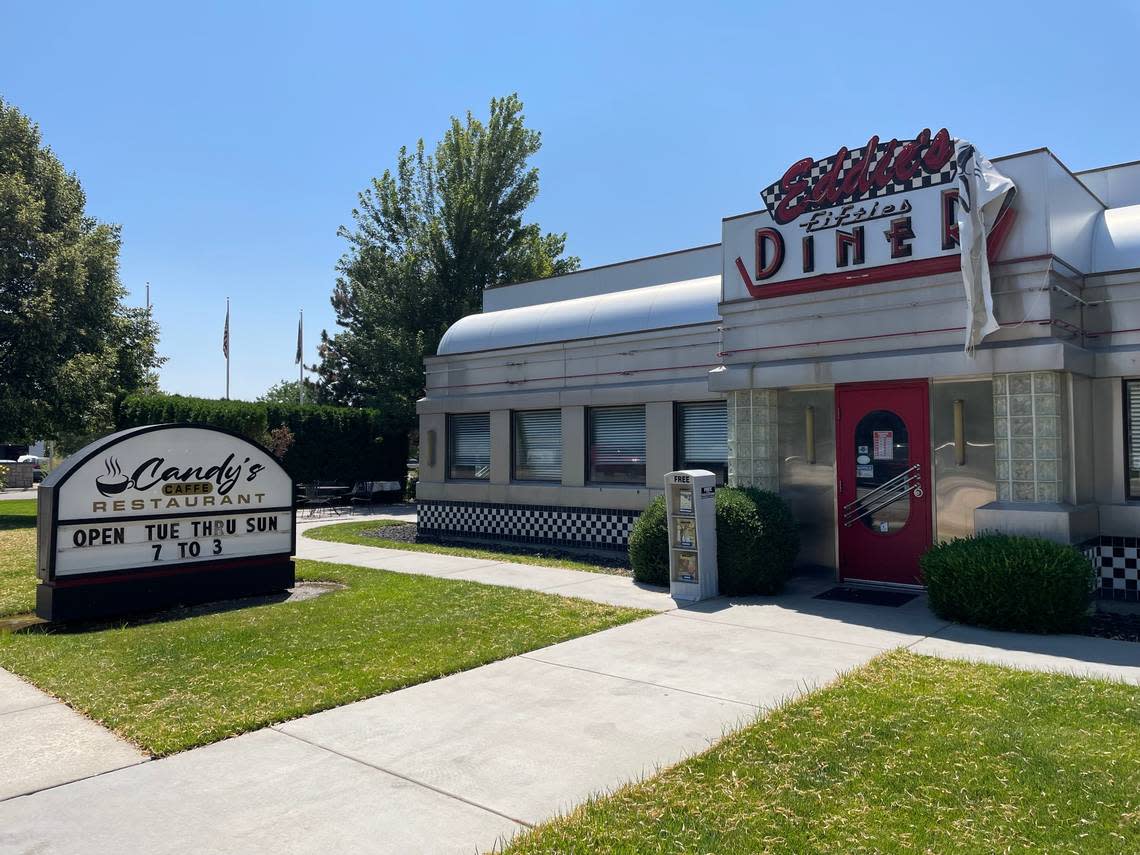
left=5, top=1, right=1138, bottom=401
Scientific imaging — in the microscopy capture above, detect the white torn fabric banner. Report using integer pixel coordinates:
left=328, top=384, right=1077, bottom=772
left=956, top=141, right=1016, bottom=354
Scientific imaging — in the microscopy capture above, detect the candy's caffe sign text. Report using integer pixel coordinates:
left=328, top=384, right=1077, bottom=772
left=91, top=452, right=268, bottom=512
left=39, top=425, right=294, bottom=580
left=723, top=128, right=1008, bottom=300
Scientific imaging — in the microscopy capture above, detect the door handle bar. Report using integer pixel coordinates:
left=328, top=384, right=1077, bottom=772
left=843, top=483, right=917, bottom=524
left=841, top=464, right=921, bottom=512
left=842, top=481, right=919, bottom=526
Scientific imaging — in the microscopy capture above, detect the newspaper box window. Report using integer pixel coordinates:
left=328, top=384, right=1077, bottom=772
left=664, top=470, right=718, bottom=602
left=36, top=424, right=296, bottom=621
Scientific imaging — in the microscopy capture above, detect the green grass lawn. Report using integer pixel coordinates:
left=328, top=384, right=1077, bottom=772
left=0, top=557, right=645, bottom=756
left=306, top=519, right=630, bottom=575
left=506, top=651, right=1140, bottom=855
left=0, top=499, right=38, bottom=617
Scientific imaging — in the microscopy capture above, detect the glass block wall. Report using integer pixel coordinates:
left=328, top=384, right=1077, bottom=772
left=993, top=371, right=1066, bottom=503
left=727, top=389, right=778, bottom=491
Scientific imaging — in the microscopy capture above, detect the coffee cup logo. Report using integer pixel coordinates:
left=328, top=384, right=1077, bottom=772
left=95, top=457, right=132, bottom=496
left=92, top=452, right=265, bottom=498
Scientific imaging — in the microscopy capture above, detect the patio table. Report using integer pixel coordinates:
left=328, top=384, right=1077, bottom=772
left=304, top=486, right=350, bottom=518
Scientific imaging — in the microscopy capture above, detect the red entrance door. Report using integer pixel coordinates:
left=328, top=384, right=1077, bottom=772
left=836, top=380, right=932, bottom=586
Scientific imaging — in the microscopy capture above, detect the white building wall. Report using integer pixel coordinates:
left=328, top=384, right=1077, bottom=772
left=418, top=320, right=724, bottom=514
left=1077, top=160, right=1140, bottom=208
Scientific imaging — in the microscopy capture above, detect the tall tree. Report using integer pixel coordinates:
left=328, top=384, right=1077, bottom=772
left=317, top=94, right=578, bottom=428
left=257, top=377, right=322, bottom=405
left=0, top=97, right=164, bottom=444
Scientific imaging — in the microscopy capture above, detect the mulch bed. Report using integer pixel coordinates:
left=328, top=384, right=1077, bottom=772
left=359, top=523, right=632, bottom=576
left=1086, top=610, right=1140, bottom=643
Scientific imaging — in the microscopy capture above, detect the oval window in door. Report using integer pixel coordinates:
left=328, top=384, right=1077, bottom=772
left=852, top=409, right=910, bottom=535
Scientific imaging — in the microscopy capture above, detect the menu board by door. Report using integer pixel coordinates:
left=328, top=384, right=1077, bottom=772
left=873, top=430, right=894, bottom=460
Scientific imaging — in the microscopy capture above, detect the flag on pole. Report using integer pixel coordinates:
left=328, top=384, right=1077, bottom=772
left=222, top=302, right=230, bottom=359
left=296, top=310, right=305, bottom=405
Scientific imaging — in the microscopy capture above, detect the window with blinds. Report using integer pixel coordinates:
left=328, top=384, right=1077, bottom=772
left=513, top=410, right=562, bottom=481
left=1126, top=381, right=1140, bottom=499
left=588, top=406, right=646, bottom=484
left=447, top=413, right=490, bottom=480
left=675, top=401, right=729, bottom=484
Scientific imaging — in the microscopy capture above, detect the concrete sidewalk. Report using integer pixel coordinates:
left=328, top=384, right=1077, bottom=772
left=2, top=538, right=1138, bottom=854
left=0, top=487, right=38, bottom=501
left=295, top=505, right=417, bottom=530
left=0, top=669, right=146, bottom=803
left=296, top=532, right=675, bottom=612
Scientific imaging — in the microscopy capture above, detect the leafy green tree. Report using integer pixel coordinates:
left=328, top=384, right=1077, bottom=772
left=257, top=378, right=322, bottom=406
left=317, top=93, right=578, bottom=428
left=0, top=97, right=163, bottom=445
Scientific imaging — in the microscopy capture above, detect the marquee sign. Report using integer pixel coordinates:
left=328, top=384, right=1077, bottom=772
left=36, top=424, right=296, bottom=621
left=725, top=128, right=1015, bottom=301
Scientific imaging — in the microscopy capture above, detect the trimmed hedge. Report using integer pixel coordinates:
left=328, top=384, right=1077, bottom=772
left=921, top=533, right=1095, bottom=633
left=116, top=394, right=407, bottom=486
left=629, top=487, right=800, bottom=595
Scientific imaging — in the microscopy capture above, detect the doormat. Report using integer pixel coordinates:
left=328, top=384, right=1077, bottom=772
left=814, top=586, right=918, bottom=607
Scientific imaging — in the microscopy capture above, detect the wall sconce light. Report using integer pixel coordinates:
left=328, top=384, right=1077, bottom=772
left=426, top=429, right=437, bottom=467
left=953, top=399, right=965, bottom=466
left=805, top=405, right=816, bottom=465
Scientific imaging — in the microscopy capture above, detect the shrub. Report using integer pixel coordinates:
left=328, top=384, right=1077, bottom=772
left=721, top=487, right=800, bottom=595
left=629, top=496, right=669, bottom=586
left=921, top=533, right=1095, bottom=633
left=628, top=488, right=800, bottom=594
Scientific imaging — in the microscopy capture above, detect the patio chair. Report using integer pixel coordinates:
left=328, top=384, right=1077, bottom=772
left=295, top=483, right=313, bottom=514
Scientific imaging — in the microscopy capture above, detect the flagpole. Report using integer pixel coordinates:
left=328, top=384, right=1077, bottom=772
left=225, top=297, right=230, bottom=400
left=298, top=309, right=304, bottom=406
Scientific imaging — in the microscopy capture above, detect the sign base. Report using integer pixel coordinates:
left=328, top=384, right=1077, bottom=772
left=36, top=557, right=295, bottom=622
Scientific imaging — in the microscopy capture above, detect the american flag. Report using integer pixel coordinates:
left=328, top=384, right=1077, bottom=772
left=222, top=302, right=230, bottom=359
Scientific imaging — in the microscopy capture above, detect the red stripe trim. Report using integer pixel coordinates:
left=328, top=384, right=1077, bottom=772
left=719, top=318, right=1054, bottom=357
left=1087, top=326, right=1140, bottom=337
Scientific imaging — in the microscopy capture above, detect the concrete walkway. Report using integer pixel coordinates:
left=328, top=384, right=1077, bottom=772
left=295, top=505, right=417, bottom=529
left=1, top=537, right=1138, bottom=854
left=0, top=487, right=38, bottom=501
left=0, top=669, right=146, bottom=803
left=298, top=535, right=673, bottom=612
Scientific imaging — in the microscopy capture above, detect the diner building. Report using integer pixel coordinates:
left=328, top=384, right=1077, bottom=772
left=415, top=129, right=1140, bottom=600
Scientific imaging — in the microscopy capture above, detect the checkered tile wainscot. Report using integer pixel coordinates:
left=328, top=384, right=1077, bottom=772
left=1092, top=536, right=1140, bottom=603
left=760, top=138, right=957, bottom=216
left=416, top=500, right=638, bottom=552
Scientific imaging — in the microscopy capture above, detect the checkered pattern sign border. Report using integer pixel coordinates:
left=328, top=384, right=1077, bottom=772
left=760, top=139, right=957, bottom=217
left=1092, top=535, right=1140, bottom=602
left=416, top=500, right=638, bottom=553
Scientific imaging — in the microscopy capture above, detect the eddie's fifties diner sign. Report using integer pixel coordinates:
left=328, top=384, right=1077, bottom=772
left=37, top=424, right=296, bottom=621
left=723, top=127, right=1017, bottom=351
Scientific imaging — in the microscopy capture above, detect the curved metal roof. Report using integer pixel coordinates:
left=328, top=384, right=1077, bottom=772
left=1094, top=204, right=1140, bottom=273
left=436, top=275, right=722, bottom=355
